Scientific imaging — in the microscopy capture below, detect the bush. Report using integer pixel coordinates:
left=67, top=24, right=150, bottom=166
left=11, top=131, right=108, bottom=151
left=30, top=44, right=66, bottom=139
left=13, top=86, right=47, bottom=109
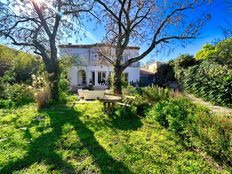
left=141, top=85, right=171, bottom=104
left=35, top=85, right=51, bottom=108
left=154, top=63, right=175, bottom=86
left=147, top=97, right=232, bottom=165
left=4, top=84, right=34, bottom=106
left=195, top=38, right=232, bottom=66
left=122, top=85, right=173, bottom=116
left=181, top=60, right=232, bottom=107
left=147, top=97, right=196, bottom=138
left=170, top=54, right=196, bottom=80
left=0, top=99, right=15, bottom=109
left=171, top=44, right=232, bottom=107
left=189, top=112, right=232, bottom=165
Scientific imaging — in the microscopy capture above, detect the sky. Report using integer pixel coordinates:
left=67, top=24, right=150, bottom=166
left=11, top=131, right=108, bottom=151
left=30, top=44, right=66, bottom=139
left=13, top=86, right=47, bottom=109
left=0, top=0, right=231, bottom=63
left=74, top=0, right=232, bottom=63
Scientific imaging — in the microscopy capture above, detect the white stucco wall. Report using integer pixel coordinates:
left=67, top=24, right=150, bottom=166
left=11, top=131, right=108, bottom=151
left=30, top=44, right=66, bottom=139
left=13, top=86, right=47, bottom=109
left=69, top=65, right=140, bottom=87
left=60, top=44, right=140, bottom=89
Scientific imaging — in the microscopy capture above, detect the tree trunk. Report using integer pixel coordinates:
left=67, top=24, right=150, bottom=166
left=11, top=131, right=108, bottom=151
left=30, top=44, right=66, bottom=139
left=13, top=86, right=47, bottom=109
left=44, top=60, right=59, bottom=101
left=113, top=65, right=123, bottom=94
left=49, top=64, right=59, bottom=101
left=48, top=39, right=59, bottom=101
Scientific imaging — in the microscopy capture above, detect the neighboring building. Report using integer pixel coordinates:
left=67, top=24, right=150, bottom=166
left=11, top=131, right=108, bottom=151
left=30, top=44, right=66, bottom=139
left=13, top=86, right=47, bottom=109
left=59, top=43, right=140, bottom=91
left=143, top=60, right=162, bottom=73
left=140, top=68, right=155, bottom=86
left=140, top=60, right=162, bottom=86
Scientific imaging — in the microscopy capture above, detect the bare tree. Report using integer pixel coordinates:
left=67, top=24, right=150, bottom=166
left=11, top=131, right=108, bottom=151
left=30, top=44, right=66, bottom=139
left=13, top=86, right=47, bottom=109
left=0, top=0, right=93, bottom=100
left=95, top=0, right=211, bottom=93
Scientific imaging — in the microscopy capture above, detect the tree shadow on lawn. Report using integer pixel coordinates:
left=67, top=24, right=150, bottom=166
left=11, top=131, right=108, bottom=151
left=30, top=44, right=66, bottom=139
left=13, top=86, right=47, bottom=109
left=0, top=105, right=133, bottom=174
left=109, top=108, right=143, bottom=131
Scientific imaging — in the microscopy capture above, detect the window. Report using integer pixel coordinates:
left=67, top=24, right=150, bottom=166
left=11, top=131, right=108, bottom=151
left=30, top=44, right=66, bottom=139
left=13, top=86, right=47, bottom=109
left=124, top=73, right=128, bottom=82
left=98, top=72, right=106, bottom=84
left=82, top=71, right=86, bottom=85
left=91, top=71, right=95, bottom=85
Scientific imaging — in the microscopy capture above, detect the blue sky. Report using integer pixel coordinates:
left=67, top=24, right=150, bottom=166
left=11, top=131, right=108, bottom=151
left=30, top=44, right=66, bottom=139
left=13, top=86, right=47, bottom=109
left=73, top=0, right=232, bottom=63
left=1, top=0, right=231, bottom=63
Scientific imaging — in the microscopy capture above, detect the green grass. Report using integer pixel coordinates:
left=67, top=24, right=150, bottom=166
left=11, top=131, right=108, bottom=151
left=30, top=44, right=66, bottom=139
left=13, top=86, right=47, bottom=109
left=0, top=102, right=230, bottom=173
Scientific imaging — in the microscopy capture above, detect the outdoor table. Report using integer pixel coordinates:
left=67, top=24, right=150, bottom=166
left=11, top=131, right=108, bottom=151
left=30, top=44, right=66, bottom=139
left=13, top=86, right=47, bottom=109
left=98, top=95, right=122, bottom=112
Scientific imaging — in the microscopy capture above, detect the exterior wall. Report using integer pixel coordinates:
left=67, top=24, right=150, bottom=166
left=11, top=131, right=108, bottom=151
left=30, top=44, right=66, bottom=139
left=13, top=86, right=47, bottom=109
left=69, top=65, right=140, bottom=88
left=60, top=44, right=140, bottom=90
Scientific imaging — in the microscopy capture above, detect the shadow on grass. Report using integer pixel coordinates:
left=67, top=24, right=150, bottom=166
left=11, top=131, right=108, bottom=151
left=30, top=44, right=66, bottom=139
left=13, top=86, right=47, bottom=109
left=109, top=108, right=143, bottom=131
left=0, top=105, right=133, bottom=174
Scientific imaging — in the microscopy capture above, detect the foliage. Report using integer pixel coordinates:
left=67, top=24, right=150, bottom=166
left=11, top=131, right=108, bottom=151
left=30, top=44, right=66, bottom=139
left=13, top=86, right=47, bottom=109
left=0, top=99, right=15, bottom=109
left=147, top=97, right=196, bottom=138
left=13, top=51, right=40, bottom=82
left=181, top=60, right=232, bottom=107
left=123, top=85, right=171, bottom=105
left=57, top=57, right=76, bottom=102
left=4, top=84, right=34, bottom=106
left=171, top=39, right=232, bottom=107
left=0, top=84, right=34, bottom=108
left=195, top=44, right=216, bottom=60
left=147, top=97, right=232, bottom=165
left=0, top=45, right=40, bottom=82
left=122, top=85, right=173, bottom=116
left=0, top=70, right=16, bottom=99
left=189, top=112, right=232, bottom=165
left=195, top=38, right=232, bottom=66
left=154, top=63, right=175, bottom=86
left=0, top=103, right=230, bottom=173
left=0, top=70, right=34, bottom=108
left=170, top=54, right=196, bottom=80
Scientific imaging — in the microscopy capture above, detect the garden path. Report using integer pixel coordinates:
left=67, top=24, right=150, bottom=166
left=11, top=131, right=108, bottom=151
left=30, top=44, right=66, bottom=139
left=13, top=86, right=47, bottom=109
left=185, top=93, right=232, bottom=115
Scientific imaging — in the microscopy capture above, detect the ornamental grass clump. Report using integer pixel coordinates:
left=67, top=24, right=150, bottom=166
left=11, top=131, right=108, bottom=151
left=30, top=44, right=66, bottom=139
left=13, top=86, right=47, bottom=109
left=35, top=85, right=51, bottom=109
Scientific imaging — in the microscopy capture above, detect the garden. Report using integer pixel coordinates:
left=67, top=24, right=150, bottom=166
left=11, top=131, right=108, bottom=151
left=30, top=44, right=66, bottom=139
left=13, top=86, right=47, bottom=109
left=0, top=0, right=232, bottom=173
left=0, top=37, right=232, bottom=173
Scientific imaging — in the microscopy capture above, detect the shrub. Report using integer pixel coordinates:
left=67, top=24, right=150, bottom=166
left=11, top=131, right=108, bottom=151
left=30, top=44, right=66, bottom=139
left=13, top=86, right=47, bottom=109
left=147, top=97, right=196, bottom=138
left=141, top=85, right=171, bottom=104
left=154, top=63, right=175, bottom=86
left=189, top=112, right=232, bottom=165
left=195, top=38, right=232, bottom=66
left=195, top=44, right=216, bottom=60
left=0, top=99, right=15, bottom=109
left=4, top=84, right=34, bottom=106
left=171, top=46, right=232, bottom=107
left=170, top=54, right=196, bottom=80
left=122, top=85, right=173, bottom=116
left=35, top=85, right=51, bottom=108
left=147, top=97, right=232, bottom=165
left=181, top=60, right=232, bottom=107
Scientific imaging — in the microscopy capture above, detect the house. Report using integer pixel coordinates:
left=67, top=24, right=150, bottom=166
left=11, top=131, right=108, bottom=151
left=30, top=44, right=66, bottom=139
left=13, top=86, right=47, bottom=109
left=59, top=43, right=140, bottom=91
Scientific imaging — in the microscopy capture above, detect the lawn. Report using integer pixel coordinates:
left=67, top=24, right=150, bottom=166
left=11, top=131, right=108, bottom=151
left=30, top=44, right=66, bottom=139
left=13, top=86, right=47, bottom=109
left=0, top=102, right=230, bottom=173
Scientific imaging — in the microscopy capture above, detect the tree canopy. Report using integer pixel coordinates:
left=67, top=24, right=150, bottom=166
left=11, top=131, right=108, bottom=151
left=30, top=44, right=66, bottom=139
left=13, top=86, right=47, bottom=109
left=94, top=0, right=211, bottom=92
left=0, top=0, right=94, bottom=99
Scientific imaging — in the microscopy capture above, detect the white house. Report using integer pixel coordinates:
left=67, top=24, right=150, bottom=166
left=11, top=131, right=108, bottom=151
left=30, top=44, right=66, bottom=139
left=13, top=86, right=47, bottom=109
left=58, top=43, right=140, bottom=91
